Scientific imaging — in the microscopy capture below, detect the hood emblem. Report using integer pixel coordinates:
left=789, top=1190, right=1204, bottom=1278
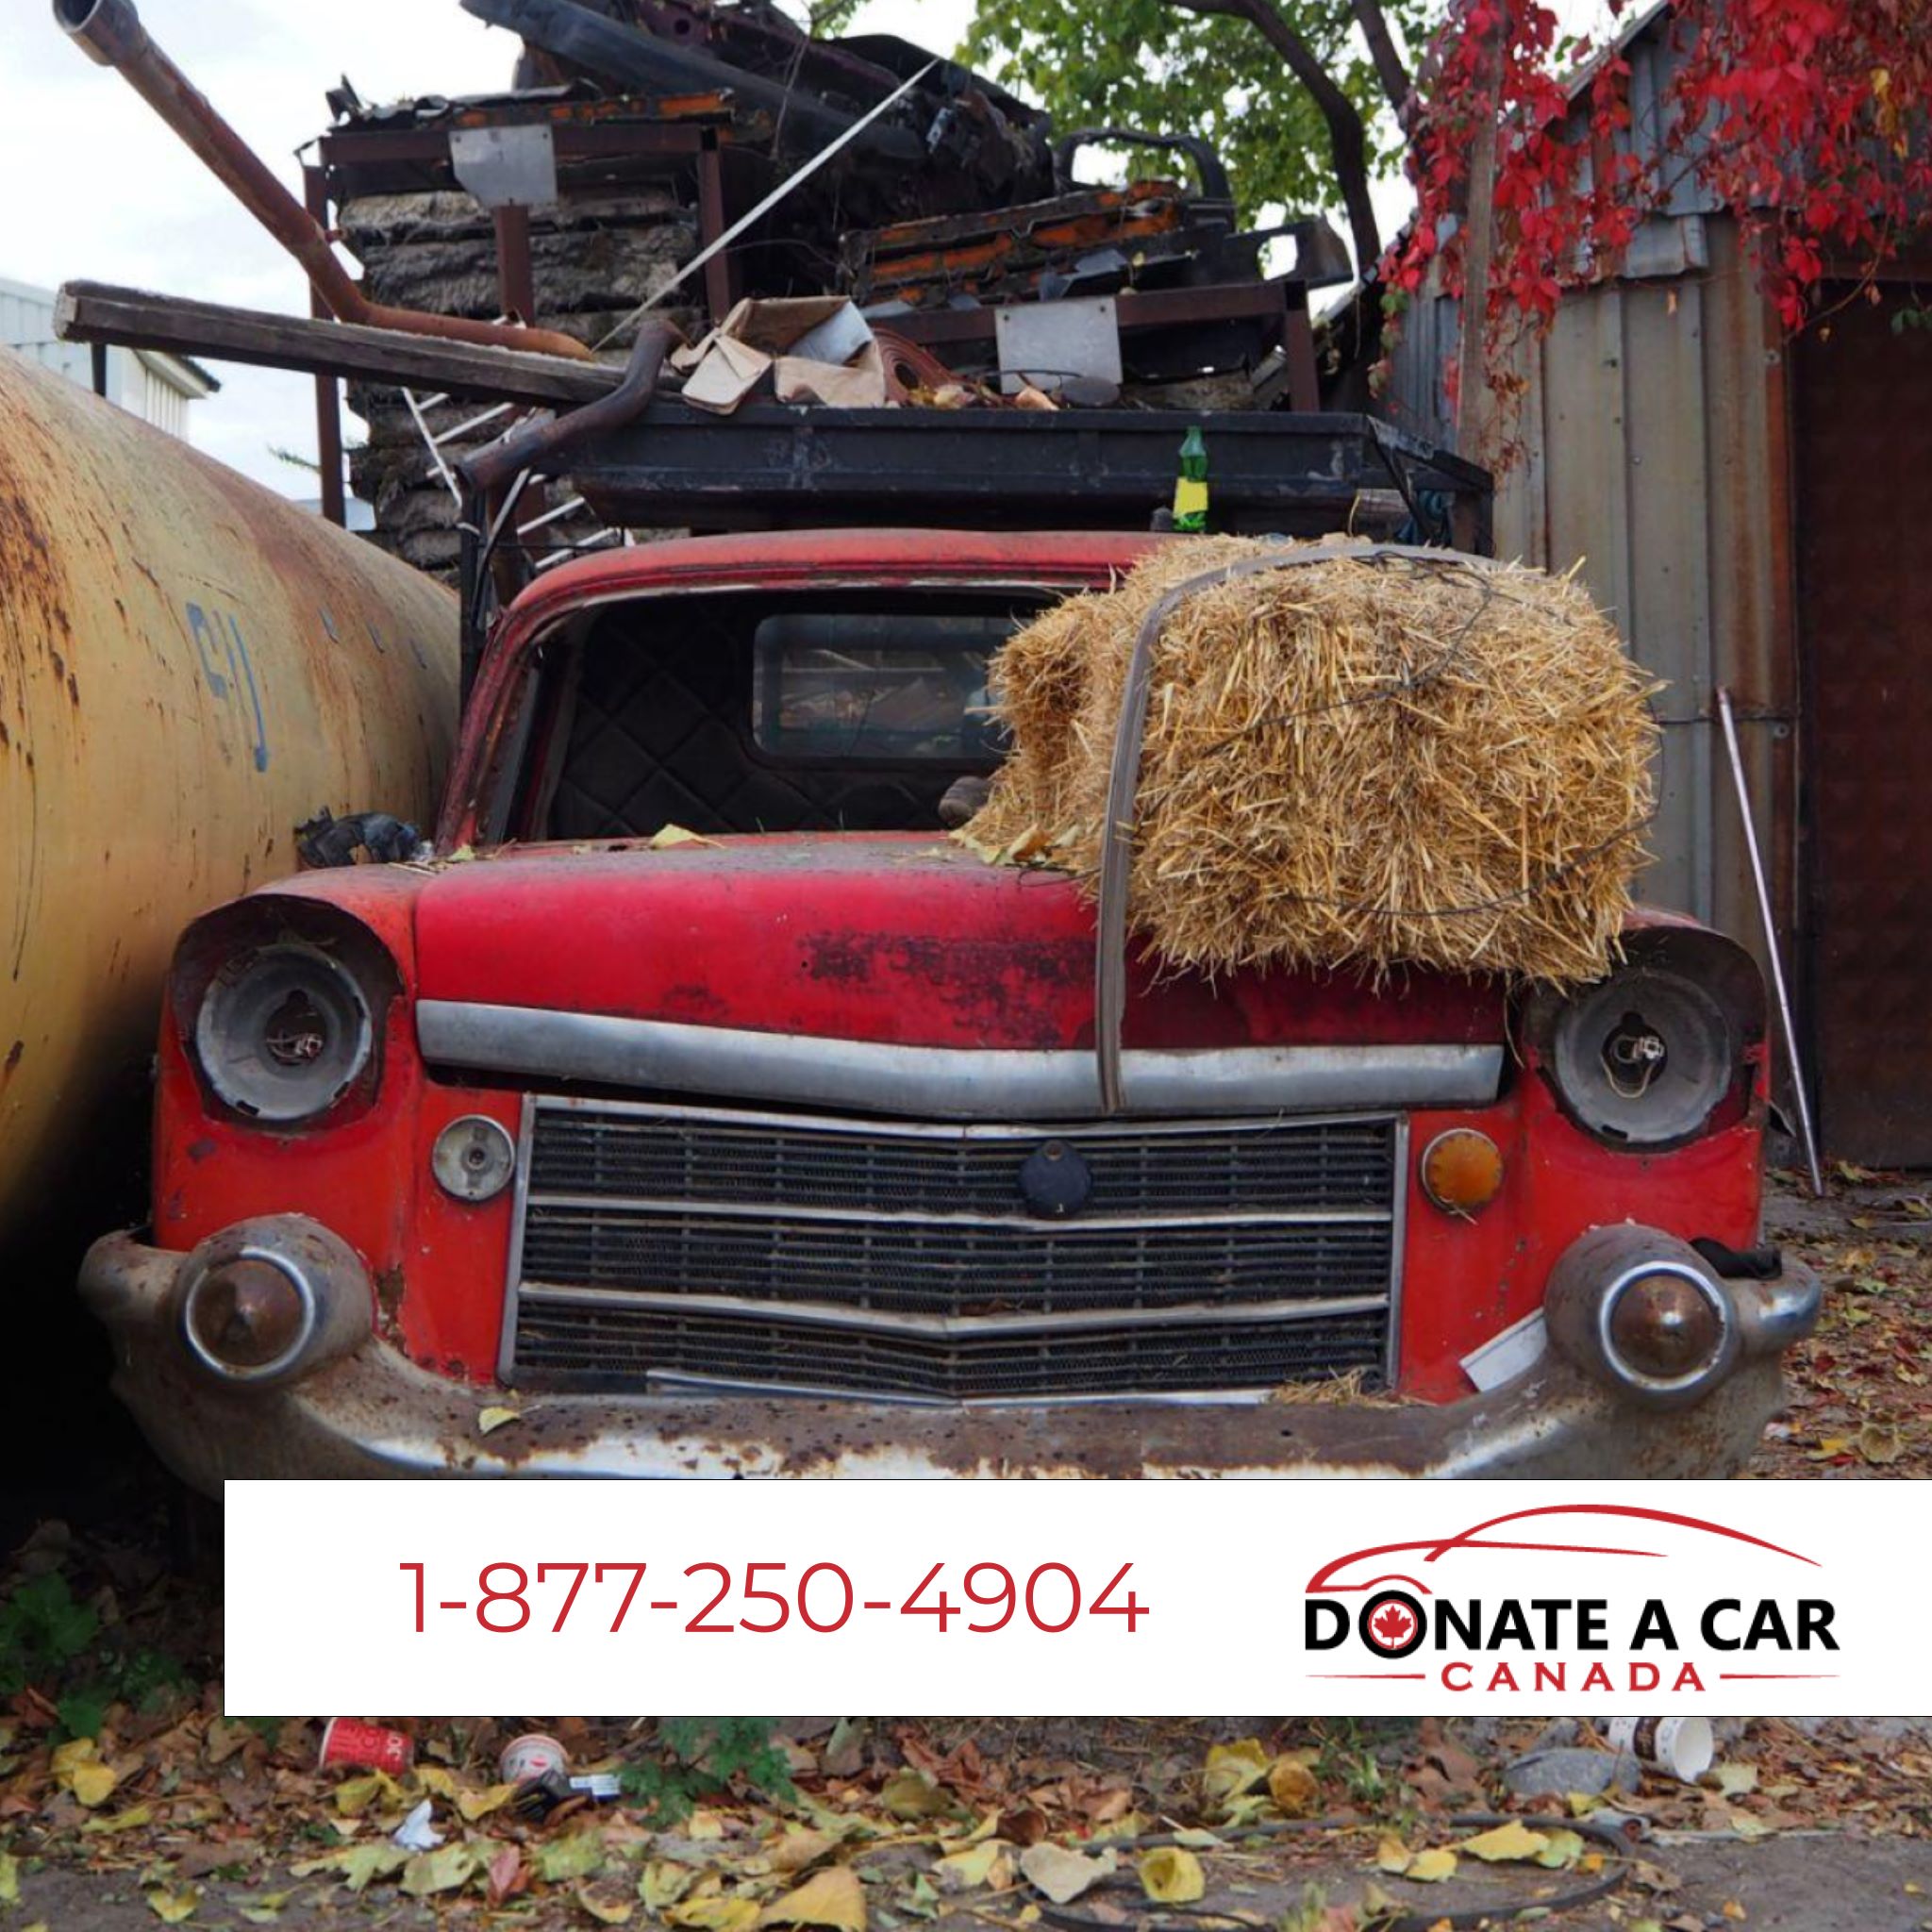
left=1019, top=1140, right=1092, bottom=1217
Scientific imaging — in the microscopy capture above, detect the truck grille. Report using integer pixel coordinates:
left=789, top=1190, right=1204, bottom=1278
left=502, top=1098, right=1403, bottom=1401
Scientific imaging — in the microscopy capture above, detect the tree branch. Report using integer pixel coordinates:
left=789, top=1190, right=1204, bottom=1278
left=1350, top=0, right=1412, bottom=115
left=1170, top=0, right=1382, bottom=268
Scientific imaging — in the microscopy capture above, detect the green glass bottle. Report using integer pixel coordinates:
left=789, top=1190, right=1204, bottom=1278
left=1173, top=425, right=1208, bottom=533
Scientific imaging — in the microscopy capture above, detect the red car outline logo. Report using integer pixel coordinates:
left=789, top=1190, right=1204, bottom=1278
left=1306, top=1505, right=1818, bottom=1661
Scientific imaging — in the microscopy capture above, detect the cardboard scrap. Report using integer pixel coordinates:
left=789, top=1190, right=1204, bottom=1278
left=674, top=297, right=887, bottom=413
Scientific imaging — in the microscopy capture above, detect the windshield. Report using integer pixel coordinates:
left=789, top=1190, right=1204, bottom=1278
left=752, top=612, right=1008, bottom=763
left=490, top=587, right=1054, bottom=843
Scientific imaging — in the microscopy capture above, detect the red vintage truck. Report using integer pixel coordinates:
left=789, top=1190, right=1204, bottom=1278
left=80, top=517, right=1819, bottom=1489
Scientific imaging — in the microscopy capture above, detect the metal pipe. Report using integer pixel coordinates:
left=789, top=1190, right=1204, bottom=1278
left=458, top=319, right=673, bottom=496
left=54, top=0, right=593, bottom=363
left=1715, top=686, right=1825, bottom=1197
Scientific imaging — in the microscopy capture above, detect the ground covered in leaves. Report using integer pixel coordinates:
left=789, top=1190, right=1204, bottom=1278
left=1750, top=1165, right=1932, bottom=1477
left=3, top=1577, right=1929, bottom=1932
left=5, top=1169, right=1930, bottom=1927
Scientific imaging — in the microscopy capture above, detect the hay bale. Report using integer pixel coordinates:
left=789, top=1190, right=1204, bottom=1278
left=962, top=537, right=1659, bottom=985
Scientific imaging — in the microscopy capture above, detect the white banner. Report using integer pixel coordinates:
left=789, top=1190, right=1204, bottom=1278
left=225, top=1479, right=1919, bottom=1717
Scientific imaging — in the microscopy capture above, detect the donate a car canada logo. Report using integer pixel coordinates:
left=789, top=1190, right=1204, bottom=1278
left=1301, top=1506, right=1841, bottom=1697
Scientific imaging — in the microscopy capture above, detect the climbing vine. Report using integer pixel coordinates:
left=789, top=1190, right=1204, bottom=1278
left=1389, top=0, right=1932, bottom=422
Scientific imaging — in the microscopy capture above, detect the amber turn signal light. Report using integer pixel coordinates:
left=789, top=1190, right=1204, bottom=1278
left=1420, top=1128, right=1505, bottom=1217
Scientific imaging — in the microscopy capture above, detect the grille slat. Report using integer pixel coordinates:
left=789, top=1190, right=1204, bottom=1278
left=512, top=1305, right=1391, bottom=1402
left=507, top=1101, right=1400, bottom=1399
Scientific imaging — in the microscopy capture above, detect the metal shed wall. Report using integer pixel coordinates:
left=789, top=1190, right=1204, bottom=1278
left=1384, top=217, right=1793, bottom=989
left=1378, top=4, right=1795, bottom=1009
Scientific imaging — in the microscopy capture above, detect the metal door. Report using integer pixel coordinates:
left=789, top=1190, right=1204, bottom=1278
left=1796, top=291, right=1932, bottom=1162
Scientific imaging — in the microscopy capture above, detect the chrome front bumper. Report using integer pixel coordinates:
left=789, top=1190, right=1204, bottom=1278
left=81, top=1228, right=1820, bottom=1494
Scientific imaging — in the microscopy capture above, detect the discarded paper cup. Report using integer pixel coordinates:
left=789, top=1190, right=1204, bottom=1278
left=319, top=1717, right=414, bottom=1775
left=500, top=1732, right=570, bottom=1783
left=1607, top=1716, right=1713, bottom=1783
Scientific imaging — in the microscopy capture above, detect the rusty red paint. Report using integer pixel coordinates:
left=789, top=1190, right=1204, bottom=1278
left=140, top=529, right=1777, bottom=1432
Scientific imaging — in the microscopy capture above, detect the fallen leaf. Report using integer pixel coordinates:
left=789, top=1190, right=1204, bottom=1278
left=1267, top=1757, right=1320, bottom=1817
left=881, top=1771, right=951, bottom=1820
left=83, top=1803, right=155, bottom=1835
left=203, top=1718, right=251, bottom=1765
left=998, top=1805, right=1050, bottom=1847
left=489, top=1844, right=525, bottom=1906
left=51, top=1739, right=114, bottom=1807
left=1722, top=1903, right=1747, bottom=1923
left=402, top=1844, right=477, bottom=1897
left=758, top=1864, right=867, bottom=1932
left=1857, top=1422, right=1905, bottom=1465
left=1533, top=1828, right=1586, bottom=1870
left=1710, top=1763, right=1758, bottom=1798
left=457, top=1781, right=518, bottom=1823
left=538, top=1834, right=608, bottom=1884
left=339, top=1844, right=409, bottom=1893
left=1406, top=1849, right=1457, bottom=1884
left=1138, top=1848, right=1205, bottom=1905
left=641, top=1860, right=697, bottom=1909
left=0, top=1854, right=15, bottom=1906
left=768, top=1830, right=838, bottom=1874
left=579, top=1885, right=638, bottom=1925
left=667, top=1897, right=761, bottom=1932
left=144, top=1889, right=201, bottom=1924
left=1202, top=1740, right=1271, bottom=1807
left=649, top=824, right=718, bottom=850
left=1018, top=1845, right=1117, bottom=1905
left=1727, top=1811, right=1774, bottom=1841
left=1457, top=1821, right=1550, bottom=1863
left=478, top=1407, right=522, bottom=1435
left=333, top=1772, right=402, bottom=1818
left=69, top=1760, right=118, bottom=1808
left=1375, top=1838, right=1413, bottom=1875
left=934, top=1842, right=1005, bottom=1893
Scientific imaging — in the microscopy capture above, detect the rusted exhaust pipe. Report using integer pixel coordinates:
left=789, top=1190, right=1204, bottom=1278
left=55, top=0, right=593, bottom=363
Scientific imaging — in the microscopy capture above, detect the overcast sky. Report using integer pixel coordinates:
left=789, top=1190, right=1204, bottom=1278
left=1, top=0, right=1603, bottom=497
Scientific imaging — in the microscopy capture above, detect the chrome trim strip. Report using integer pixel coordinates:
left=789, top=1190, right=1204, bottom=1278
left=515, top=1281, right=1391, bottom=1340
left=420, top=1001, right=1502, bottom=1120
left=531, top=1091, right=1402, bottom=1141
left=1387, top=1113, right=1409, bottom=1388
left=638, top=1371, right=1285, bottom=1410
left=524, top=1191, right=1391, bottom=1231
left=495, top=1095, right=538, bottom=1387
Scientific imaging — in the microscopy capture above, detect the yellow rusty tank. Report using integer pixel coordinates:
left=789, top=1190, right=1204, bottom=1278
left=0, top=346, right=458, bottom=1235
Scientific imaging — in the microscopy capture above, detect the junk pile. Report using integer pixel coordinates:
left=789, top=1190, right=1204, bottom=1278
left=51, top=0, right=1367, bottom=580
left=305, top=0, right=1349, bottom=564
left=336, top=181, right=699, bottom=574
left=961, top=538, right=1659, bottom=985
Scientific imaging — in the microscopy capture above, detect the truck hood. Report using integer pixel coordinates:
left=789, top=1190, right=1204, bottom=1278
left=409, top=834, right=1507, bottom=1056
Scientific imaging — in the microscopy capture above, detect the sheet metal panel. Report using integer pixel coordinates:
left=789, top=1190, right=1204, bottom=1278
left=1794, top=291, right=1932, bottom=1160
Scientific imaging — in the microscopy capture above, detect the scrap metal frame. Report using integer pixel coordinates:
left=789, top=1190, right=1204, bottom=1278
left=306, top=95, right=758, bottom=525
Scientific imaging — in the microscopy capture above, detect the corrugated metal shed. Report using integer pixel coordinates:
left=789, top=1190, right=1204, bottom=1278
left=1380, top=3, right=1795, bottom=1073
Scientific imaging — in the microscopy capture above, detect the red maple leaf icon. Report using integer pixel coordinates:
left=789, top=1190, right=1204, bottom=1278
left=1370, top=1601, right=1416, bottom=1648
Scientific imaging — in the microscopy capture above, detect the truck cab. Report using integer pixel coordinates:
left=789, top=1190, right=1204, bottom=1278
left=82, top=528, right=1820, bottom=1487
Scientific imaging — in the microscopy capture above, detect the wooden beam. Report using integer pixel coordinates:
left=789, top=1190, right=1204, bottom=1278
left=55, top=281, right=620, bottom=408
